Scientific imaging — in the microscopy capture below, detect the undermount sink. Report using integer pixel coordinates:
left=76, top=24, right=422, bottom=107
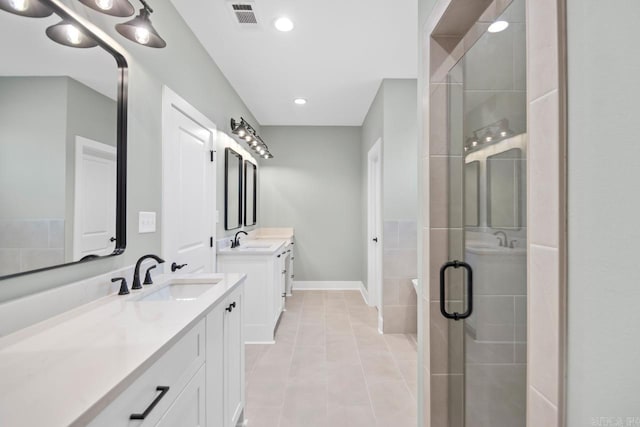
left=133, top=278, right=221, bottom=302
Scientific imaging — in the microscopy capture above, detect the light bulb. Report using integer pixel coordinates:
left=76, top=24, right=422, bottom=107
left=500, top=131, right=507, bottom=137
left=134, top=27, right=150, bottom=45
left=66, top=25, right=82, bottom=45
left=485, top=136, right=493, bottom=142
left=95, top=0, right=113, bottom=10
left=9, top=0, right=27, bottom=11
left=244, top=135, right=253, bottom=142
left=471, top=140, right=478, bottom=147
left=488, top=20, right=509, bottom=33
left=252, top=140, right=258, bottom=146
left=263, top=154, right=269, bottom=159
left=274, top=17, right=294, bottom=32
left=238, top=129, right=246, bottom=137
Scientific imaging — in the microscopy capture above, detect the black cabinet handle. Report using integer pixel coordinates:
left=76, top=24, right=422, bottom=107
left=171, top=262, right=187, bottom=272
left=231, top=302, right=236, bottom=308
left=109, top=237, right=116, bottom=242
left=226, top=302, right=236, bottom=312
left=372, top=237, right=378, bottom=242
left=439, top=260, right=473, bottom=321
left=130, top=386, right=170, bottom=420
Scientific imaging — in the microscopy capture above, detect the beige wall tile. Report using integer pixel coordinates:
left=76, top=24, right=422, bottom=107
left=528, top=387, right=558, bottom=427
left=527, top=0, right=559, bottom=100
left=429, top=156, right=463, bottom=229
left=529, top=91, right=560, bottom=248
left=529, top=244, right=559, bottom=405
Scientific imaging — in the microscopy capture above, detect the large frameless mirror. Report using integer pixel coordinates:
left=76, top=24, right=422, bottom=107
left=244, top=160, right=256, bottom=227
left=0, top=0, right=128, bottom=279
left=224, top=148, right=242, bottom=230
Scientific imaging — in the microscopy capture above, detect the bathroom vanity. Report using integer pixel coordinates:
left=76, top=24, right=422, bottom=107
left=0, top=273, right=246, bottom=427
left=218, top=228, right=294, bottom=343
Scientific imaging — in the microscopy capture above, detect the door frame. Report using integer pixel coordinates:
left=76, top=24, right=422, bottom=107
left=73, top=136, right=117, bottom=261
left=161, top=86, right=217, bottom=272
left=367, top=138, right=383, bottom=322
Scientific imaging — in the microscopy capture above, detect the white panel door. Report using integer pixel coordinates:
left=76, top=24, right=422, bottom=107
left=73, top=137, right=116, bottom=260
left=162, top=87, right=216, bottom=273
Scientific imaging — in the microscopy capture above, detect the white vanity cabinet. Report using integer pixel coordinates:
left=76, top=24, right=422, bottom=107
left=218, top=247, right=286, bottom=343
left=88, top=286, right=244, bottom=427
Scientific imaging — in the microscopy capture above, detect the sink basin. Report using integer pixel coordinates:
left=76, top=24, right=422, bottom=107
left=133, top=278, right=221, bottom=302
left=238, top=243, right=273, bottom=249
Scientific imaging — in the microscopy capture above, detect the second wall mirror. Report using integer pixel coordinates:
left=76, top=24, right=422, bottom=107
left=225, top=148, right=243, bottom=230
left=244, top=161, right=257, bottom=226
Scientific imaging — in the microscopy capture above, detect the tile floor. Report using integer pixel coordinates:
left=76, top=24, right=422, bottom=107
left=244, top=290, right=418, bottom=427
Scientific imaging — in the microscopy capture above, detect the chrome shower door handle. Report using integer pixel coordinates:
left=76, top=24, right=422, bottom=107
left=439, top=260, right=473, bottom=321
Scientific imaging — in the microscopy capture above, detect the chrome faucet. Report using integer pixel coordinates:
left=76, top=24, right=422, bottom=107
left=231, top=231, right=248, bottom=248
left=493, top=231, right=508, bottom=247
left=132, top=254, right=165, bottom=290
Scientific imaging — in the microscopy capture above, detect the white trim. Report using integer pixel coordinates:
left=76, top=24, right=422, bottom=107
left=292, top=281, right=363, bottom=291
left=359, top=282, right=370, bottom=305
left=367, top=138, right=383, bottom=310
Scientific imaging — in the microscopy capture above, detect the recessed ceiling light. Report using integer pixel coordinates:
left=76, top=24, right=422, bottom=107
left=488, top=20, right=509, bottom=33
left=294, top=98, right=307, bottom=105
left=274, top=17, right=294, bottom=32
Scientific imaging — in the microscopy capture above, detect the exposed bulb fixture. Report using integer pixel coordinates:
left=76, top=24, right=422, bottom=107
left=0, top=0, right=52, bottom=17
left=294, top=98, right=307, bottom=105
left=485, top=136, right=493, bottom=142
left=115, top=0, right=166, bottom=48
left=500, top=130, right=507, bottom=137
left=471, top=140, right=478, bottom=147
left=274, top=16, right=294, bottom=32
left=46, top=20, right=98, bottom=48
left=488, top=20, right=509, bottom=33
left=230, top=117, right=274, bottom=159
left=464, top=119, right=515, bottom=154
left=79, top=0, right=134, bottom=17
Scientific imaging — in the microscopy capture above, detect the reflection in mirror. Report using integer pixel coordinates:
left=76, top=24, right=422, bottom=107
left=244, top=161, right=256, bottom=226
left=465, top=161, right=479, bottom=227
left=487, top=148, right=525, bottom=229
left=225, top=148, right=243, bottom=230
left=0, top=2, right=126, bottom=278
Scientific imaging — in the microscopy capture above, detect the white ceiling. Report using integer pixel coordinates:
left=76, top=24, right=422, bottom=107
left=170, top=0, right=418, bottom=126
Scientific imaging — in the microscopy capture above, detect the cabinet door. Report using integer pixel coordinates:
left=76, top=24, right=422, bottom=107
left=206, top=302, right=224, bottom=427
left=224, top=289, right=245, bottom=427
left=155, top=365, right=206, bottom=427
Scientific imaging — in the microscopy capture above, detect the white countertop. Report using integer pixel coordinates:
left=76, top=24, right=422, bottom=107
left=218, top=238, right=289, bottom=256
left=0, top=272, right=245, bottom=427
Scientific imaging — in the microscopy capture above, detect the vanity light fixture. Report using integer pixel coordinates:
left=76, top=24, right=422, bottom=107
left=0, top=0, right=52, bottom=17
left=46, top=20, right=99, bottom=48
left=464, top=119, right=514, bottom=154
left=488, top=20, right=509, bottom=33
left=115, top=0, right=166, bottom=48
left=79, top=0, right=134, bottom=17
left=230, top=117, right=273, bottom=159
left=274, top=16, right=294, bottom=32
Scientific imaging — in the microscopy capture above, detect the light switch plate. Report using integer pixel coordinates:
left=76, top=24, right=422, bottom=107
left=138, top=211, right=156, bottom=233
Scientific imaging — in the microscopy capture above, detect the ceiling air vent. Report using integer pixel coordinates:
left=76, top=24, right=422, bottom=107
left=229, top=2, right=258, bottom=25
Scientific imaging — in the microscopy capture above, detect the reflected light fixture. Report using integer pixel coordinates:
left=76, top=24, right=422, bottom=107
left=115, top=0, right=166, bottom=48
left=274, top=16, right=294, bottom=32
left=79, top=0, right=134, bottom=17
left=231, top=117, right=274, bottom=159
left=0, top=0, right=52, bottom=17
left=46, top=20, right=98, bottom=48
left=488, top=20, right=509, bottom=33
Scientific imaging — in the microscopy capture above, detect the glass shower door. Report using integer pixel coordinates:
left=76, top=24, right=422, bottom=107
left=441, top=0, right=527, bottom=426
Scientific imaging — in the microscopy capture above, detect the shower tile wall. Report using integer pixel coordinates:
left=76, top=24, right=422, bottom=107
left=0, top=219, right=64, bottom=275
left=383, top=220, right=418, bottom=333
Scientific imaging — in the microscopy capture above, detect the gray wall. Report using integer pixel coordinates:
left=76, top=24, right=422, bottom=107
left=259, top=126, right=362, bottom=282
left=0, top=0, right=259, bottom=302
left=360, top=79, right=418, bottom=290
left=0, top=77, right=67, bottom=220
left=566, top=0, right=640, bottom=423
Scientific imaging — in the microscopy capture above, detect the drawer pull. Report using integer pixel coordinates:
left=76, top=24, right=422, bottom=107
left=130, top=386, right=170, bottom=420
left=226, top=302, right=236, bottom=312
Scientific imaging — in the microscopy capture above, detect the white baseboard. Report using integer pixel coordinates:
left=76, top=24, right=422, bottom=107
left=359, top=282, right=370, bottom=305
left=293, top=281, right=363, bottom=291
